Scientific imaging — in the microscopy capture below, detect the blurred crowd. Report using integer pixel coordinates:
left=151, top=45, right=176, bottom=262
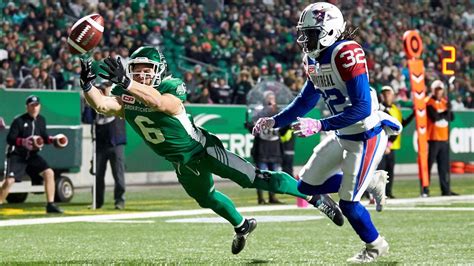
left=0, top=0, right=472, bottom=109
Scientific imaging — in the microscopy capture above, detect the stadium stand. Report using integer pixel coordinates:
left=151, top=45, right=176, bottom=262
left=0, top=1, right=472, bottom=106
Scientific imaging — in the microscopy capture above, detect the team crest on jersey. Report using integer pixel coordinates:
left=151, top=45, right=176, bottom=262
left=122, top=94, right=135, bottom=104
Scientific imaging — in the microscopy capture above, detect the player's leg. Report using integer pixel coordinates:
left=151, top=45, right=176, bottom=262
left=204, top=144, right=307, bottom=199
left=255, top=162, right=268, bottom=204
left=204, top=139, right=344, bottom=226
left=267, top=162, right=283, bottom=204
left=338, top=132, right=389, bottom=263
left=294, top=134, right=345, bottom=226
left=174, top=161, right=256, bottom=254
left=28, top=154, right=63, bottom=213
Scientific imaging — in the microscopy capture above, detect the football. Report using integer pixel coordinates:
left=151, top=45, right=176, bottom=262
left=32, top=135, right=44, bottom=150
left=67, top=14, right=104, bottom=55
left=54, top=134, right=69, bottom=148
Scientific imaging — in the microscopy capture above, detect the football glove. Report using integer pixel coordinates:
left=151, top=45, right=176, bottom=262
left=292, top=117, right=322, bottom=137
left=252, top=117, right=275, bottom=135
left=80, top=58, right=96, bottom=92
left=99, top=57, right=131, bottom=90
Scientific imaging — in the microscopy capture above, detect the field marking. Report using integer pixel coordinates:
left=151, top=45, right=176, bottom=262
left=166, top=215, right=324, bottom=224
left=0, top=195, right=472, bottom=227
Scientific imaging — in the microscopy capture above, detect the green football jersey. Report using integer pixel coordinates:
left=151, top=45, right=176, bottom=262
left=112, top=77, right=206, bottom=164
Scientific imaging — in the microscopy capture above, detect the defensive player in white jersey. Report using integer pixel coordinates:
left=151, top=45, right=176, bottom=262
left=253, top=2, right=402, bottom=263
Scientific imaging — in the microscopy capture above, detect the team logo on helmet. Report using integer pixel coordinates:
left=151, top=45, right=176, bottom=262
left=312, top=10, right=326, bottom=23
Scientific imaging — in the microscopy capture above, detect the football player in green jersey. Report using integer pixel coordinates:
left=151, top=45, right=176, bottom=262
left=81, top=46, right=343, bottom=254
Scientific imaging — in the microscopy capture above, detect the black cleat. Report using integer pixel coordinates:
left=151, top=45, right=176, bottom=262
left=46, top=203, right=63, bottom=214
left=231, top=218, right=257, bottom=254
left=309, top=194, right=344, bottom=226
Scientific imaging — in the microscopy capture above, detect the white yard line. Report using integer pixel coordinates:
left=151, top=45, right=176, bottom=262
left=0, top=195, right=472, bottom=227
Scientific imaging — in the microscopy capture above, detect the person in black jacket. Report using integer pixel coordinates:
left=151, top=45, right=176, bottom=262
left=0, top=95, right=67, bottom=213
left=83, top=83, right=127, bottom=209
left=250, top=91, right=284, bottom=204
left=377, top=86, right=414, bottom=198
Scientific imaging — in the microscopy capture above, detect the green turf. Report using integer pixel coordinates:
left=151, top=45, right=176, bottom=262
left=0, top=177, right=472, bottom=264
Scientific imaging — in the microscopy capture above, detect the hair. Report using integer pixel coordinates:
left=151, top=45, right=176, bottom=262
left=338, top=26, right=359, bottom=41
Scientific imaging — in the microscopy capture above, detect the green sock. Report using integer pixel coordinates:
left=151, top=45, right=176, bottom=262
left=252, top=170, right=308, bottom=199
left=208, top=190, right=244, bottom=226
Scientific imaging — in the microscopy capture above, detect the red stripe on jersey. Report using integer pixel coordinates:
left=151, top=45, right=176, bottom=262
left=335, top=43, right=367, bottom=81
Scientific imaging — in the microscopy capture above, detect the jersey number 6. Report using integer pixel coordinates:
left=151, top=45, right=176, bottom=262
left=134, top=115, right=165, bottom=144
left=340, top=48, right=365, bottom=68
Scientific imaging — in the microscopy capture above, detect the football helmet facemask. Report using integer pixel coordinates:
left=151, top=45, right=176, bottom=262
left=127, top=46, right=167, bottom=88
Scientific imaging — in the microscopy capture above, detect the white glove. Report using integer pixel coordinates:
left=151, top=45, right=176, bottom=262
left=291, top=117, right=322, bottom=137
left=252, top=117, right=275, bottom=136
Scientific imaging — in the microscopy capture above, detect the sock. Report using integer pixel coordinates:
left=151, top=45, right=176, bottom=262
left=297, top=173, right=343, bottom=195
left=234, top=219, right=249, bottom=234
left=339, top=200, right=379, bottom=243
left=369, top=235, right=383, bottom=246
left=253, top=170, right=308, bottom=199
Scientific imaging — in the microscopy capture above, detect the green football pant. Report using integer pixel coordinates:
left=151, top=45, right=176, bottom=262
left=174, top=144, right=308, bottom=226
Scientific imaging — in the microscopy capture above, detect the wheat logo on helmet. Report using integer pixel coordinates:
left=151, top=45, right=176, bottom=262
left=297, top=2, right=346, bottom=59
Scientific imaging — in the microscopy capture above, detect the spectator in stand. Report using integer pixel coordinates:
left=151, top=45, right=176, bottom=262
left=40, top=69, right=56, bottom=90
left=232, top=70, right=253, bottom=104
left=210, top=77, right=232, bottom=104
left=19, top=67, right=42, bottom=89
left=450, top=94, right=466, bottom=111
left=464, top=94, right=474, bottom=109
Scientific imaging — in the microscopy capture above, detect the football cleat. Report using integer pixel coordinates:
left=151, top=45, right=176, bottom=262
left=367, top=170, right=389, bottom=212
left=309, top=194, right=344, bottom=226
left=347, top=236, right=389, bottom=263
left=231, top=218, right=257, bottom=255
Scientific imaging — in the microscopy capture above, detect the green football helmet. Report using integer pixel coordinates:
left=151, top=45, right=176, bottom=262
left=127, top=46, right=167, bottom=88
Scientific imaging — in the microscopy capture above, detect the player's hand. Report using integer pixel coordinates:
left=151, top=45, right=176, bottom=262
left=292, top=117, right=322, bottom=137
left=80, top=58, right=96, bottom=92
left=99, top=57, right=131, bottom=89
left=52, top=134, right=68, bottom=148
left=252, top=117, right=275, bottom=135
left=20, top=136, right=34, bottom=150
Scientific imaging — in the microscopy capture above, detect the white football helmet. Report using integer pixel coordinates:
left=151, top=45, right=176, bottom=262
left=297, top=2, right=346, bottom=59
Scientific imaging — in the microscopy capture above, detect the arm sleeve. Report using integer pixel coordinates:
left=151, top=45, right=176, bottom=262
left=427, top=105, right=443, bottom=121
left=272, top=79, right=320, bottom=128
left=6, top=119, right=20, bottom=146
left=319, top=74, right=371, bottom=131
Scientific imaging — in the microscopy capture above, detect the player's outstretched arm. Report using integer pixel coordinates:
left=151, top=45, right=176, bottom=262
left=272, top=79, right=320, bottom=128
left=80, top=59, right=124, bottom=117
left=99, top=56, right=182, bottom=116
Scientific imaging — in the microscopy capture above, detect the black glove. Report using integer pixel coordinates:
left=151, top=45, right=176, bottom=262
left=99, top=57, right=131, bottom=89
left=80, top=58, right=96, bottom=92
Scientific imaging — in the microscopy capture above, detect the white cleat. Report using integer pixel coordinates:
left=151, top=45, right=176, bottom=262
left=367, top=170, right=389, bottom=212
left=347, top=236, right=389, bottom=263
